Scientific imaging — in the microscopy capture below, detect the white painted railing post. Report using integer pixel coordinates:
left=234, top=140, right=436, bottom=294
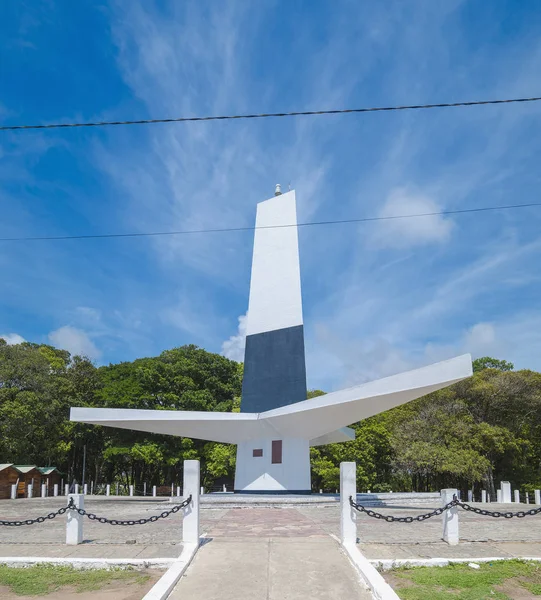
left=340, top=462, right=357, bottom=545
left=41, top=484, right=47, bottom=498
left=106, top=484, right=110, bottom=496
left=481, top=490, right=487, bottom=503
left=441, top=489, right=459, bottom=545
left=66, top=494, right=84, bottom=545
left=152, top=485, right=156, bottom=497
left=526, top=492, right=530, bottom=504
left=182, top=460, right=200, bottom=545
left=535, top=490, right=541, bottom=505
left=223, top=484, right=227, bottom=492
left=83, top=483, right=88, bottom=495
left=54, top=484, right=58, bottom=497
left=64, top=484, right=69, bottom=496
left=467, top=490, right=473, bottom=502
left=501, top=481, right=511, bottom=503
left=129, top=485, right=134, bottom=497
left=497, top=489, right=502, bottom=502
left=514, top=490, right=520, bottom=503
left=176, top=486, right=181, bottom=497
left=27, top=484, right=33, bottom=498
left=200, top=486, right=204, bottom=495
left=11, top=484, right=16, bottom=499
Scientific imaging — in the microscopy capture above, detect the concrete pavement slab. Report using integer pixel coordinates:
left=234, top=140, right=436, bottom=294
left=170, top=537, right=370, bottom=600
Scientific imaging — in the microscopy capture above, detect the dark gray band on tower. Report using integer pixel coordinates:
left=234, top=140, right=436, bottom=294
left=240, top=325, right=307, bottom=413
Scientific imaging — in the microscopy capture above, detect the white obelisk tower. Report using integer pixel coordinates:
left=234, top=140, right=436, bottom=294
left=234, top=186, right=310, bottom=492
left=70, top=186, right=472, bottom=494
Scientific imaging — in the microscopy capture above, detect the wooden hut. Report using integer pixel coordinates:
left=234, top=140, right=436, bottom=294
left=38, top=467, right=62, bottom=496
left=0, top=464, right=20, bottom=499
left=12, top=466, right=41, bottom=498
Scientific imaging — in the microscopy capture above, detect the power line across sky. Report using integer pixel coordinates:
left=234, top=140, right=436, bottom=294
left=1, top=202, right=540, bottom=242
left=1, top=95, right=540, bottom=132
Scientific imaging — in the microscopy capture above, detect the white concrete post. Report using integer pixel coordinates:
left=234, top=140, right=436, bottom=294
left=340, top=462, right=357, bottom=545
left=66, top=494, right=84, bottom=545
left=27, top=484, right=33, bottom=498
left=152, top=485, right=156, bottom=497
left=53, top=484, right=58, bottom=497
left=144, top=482, right=147, bottom=496
left=171, top=483, right=174, bottom=496
left=83, top=483, right=88, bottom=495
left=41, top=483, right=47, bottom=498
left=129, top=485, right=134, bottom=497
left=64, top=484, right=69, bottom=496
left=514, top=490, right=520, bottom=503
left=116, top=483, right=119, bottom=496
left=501, top=481, right=511, bottom=503
left=223, top=484, right=227, bottom=492
left=481, top=490, right=487, bottom=503
left=182, top=460, right=200, bottom=545
left=319, top=489, right=323, bottom=494
left=200, top=486, right=204, bottom=495
left=442, top=489, right=459, bottom=545
left=91, top=481, right=94, bottom=495
left=10, top=484, right=17, bottom=499
left=106, top=484, right=110, bottom=496
left=467, top=490, right=473, bottom=502
left=535, top=490, right=541, bottom=505
left=526, top=492, right=530, bottom=504
left=176, top=486, right=181, bottom=497
left=497, top=489, right=502, bottom=503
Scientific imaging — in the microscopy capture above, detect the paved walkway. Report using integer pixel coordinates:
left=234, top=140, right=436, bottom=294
left=0, top=543, right=180, bottom=559
left=171, top=508, right=370, bottom=600
left=4, top=498, right=541, bottom=561
left=361, top=541, right=541, bottom=560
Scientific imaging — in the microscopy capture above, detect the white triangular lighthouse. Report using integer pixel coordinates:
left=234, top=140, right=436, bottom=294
left=71, top=188, right=472, bottom=493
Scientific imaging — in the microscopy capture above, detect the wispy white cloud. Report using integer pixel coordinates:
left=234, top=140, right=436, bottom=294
left=221, top=313, right=248, bottom=362
left=48, top=326, right=101, bottom=360
left=369, top=187, right=453, bottom=249
left=0, top=333, right=26, bottom=345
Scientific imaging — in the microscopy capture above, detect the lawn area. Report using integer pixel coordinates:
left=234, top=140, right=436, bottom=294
left=383, top=560, right=541, bottom=600
left=0, top=564, right=150, bottom=596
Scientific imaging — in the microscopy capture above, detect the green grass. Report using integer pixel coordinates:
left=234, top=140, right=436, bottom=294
left=0, top=564, right=149, bottom=596
left=385, top=559, right=541, bottom=600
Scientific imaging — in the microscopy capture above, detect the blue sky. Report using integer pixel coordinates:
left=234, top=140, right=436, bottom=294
left=1, top=0, right=541, bottom=391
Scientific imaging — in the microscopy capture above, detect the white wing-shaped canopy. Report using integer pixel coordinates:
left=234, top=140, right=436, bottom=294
left=71, top=354, right=472, bottom=444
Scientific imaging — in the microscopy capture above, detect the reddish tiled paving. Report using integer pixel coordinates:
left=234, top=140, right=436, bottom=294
left=207, top=508, right=326, bottom=538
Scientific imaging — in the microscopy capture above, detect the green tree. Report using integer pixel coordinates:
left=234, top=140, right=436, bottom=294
left=473, top=357, right=514, bottom=372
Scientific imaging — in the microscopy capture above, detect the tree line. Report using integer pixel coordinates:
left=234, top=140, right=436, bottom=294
left=1, top=338, right=540, bottom=496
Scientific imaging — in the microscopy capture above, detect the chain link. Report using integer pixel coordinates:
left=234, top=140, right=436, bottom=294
left=73, top=495, right=192, bottom=525
left=1, top=495, right=192, bottom=527
left=455, top=501, right=541, bottom=519
left=349, top=496, right=541, bottom=521
left=349, top=496, right=459, bottom=522
left=1, top=504, right=70, bottom=527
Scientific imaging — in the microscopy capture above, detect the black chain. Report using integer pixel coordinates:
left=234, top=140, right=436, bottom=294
left=73, top=495, right=192, bottom=525
left=349, top=496, right=541, bottom=521
left=456, top=501, right=541, bottom=519
left=349, top=496, right=459, bottom=522
left=1, top=503, right=71, bottom=526
left=1, top=495, right=192, bottom=527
